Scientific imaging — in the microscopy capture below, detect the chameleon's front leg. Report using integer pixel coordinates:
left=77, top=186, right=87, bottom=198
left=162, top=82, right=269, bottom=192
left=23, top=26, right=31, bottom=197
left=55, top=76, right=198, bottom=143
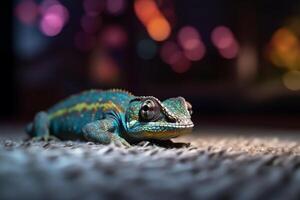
left=28, top=111, right=59, bottom=141
left=82, top=119, right=131, bottom=147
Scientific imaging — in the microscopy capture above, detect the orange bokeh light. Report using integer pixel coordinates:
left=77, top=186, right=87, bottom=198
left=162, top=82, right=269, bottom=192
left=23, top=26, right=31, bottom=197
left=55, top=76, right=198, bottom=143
left=90, top=54, right=120, bottom=83
left=268, top=27, right=300, bottom=70
left=147, top=17, right=171, bottom=41
left=282, top=70, right=300, bottom=91
left=134, top=0, right=160, bottom=25
left=134, top=0, right=171, bottom=41
left=272, top=28, right=299, bottom=54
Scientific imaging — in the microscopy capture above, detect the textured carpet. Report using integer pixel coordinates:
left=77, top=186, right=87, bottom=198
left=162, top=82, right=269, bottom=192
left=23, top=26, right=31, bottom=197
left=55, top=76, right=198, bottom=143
left=0, top=127, right=300, bottom=200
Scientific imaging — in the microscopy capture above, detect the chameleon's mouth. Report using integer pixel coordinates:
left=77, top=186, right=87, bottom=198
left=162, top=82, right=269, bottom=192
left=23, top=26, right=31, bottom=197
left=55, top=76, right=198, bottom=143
left=164, top=114, right=194, bottom=128
left=145, top=121, right=194, bottom=129
left=136, top=121, right=194, bottom=140
left=126, top=119, right=194, bottom=139
left=127, top=120, right=194, bottom=130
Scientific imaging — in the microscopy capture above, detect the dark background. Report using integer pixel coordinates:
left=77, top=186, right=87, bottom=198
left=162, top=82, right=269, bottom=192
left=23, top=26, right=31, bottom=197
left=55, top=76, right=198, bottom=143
left=1, top=0, right=300, bottom=129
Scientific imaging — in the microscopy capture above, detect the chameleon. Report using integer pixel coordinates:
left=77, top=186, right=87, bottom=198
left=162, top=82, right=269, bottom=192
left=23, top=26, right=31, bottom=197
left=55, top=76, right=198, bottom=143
left=26, top=89, right=194, bottom=146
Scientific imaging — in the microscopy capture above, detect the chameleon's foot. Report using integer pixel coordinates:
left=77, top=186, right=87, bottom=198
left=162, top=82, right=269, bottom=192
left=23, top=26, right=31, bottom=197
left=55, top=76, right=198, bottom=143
left=31, top=135, right=60, bottom=142
left=111, top=135, right=131, bottom=148
left=136, top=141, right=152, bottom=147
left=83, top=120, right=131, bottom=147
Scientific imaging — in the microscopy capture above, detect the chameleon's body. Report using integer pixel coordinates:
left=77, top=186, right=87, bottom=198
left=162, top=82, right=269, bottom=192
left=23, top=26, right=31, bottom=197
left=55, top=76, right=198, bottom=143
left=26, top=89, right=194, bottom=146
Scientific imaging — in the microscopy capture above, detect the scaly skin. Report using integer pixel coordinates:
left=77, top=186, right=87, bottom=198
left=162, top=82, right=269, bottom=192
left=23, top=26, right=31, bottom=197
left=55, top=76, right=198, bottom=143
left=26, top=89, right=194, bottom=146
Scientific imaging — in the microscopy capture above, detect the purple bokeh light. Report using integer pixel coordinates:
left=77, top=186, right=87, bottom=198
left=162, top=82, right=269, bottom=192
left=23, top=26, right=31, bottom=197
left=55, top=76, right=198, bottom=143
left=81, top=15, right=101, bottom=34
left=106, top=0, right=126, bottom=15
left=83, top=0, right=105, bottom=16
left=15, top=0, right=39, bottom=25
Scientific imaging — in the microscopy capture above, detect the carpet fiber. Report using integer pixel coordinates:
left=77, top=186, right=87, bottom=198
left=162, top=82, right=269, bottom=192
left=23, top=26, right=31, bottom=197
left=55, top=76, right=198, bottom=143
left=0, top=127, right=300, bottom=200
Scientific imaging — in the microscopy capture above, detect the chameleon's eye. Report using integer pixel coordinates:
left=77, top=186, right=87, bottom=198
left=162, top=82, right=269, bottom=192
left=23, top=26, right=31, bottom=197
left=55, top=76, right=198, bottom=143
left=186, top=101, right=193, bottom=115
left=140, top=99, right=159, bottom=121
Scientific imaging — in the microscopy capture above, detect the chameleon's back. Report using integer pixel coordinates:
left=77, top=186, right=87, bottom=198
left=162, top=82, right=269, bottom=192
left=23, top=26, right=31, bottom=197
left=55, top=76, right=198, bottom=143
left=48, top=89, right=133, bottom=114
left=29, top=89, right=134, bottom=138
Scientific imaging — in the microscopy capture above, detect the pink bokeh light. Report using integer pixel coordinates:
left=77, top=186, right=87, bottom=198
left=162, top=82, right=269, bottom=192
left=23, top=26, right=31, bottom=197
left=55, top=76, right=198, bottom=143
left=178, top=26, right=201, bottom=50
left=177, top=26, right=206, bottom=61
left=160, top=41, right=191, bottom=73
left=184, top=41, right=206, bottom=61
left=100, top=25, right=127, bottom=48
left=40, top=0, right=59, bottom=13
left=211, top=26, right=240, bottom=59
left=219, top=40, right=239, bottom=59
left=160, top=41, right=181, bottom=64
left=211, top=26, right=235, bottom=49
left=44, top=4, right=69, bottom=25
left=40, top=14, right=64, bottom=36
left=15, top=0, right=39, bottom=25
left=170, top=52, right=191, bottom=73
left=39, top=3, right=69, bottom=37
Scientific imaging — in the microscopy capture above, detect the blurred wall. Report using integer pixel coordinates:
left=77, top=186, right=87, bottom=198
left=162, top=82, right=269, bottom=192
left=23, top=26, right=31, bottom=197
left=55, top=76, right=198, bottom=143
left=2, top=0, right=300, bottom=127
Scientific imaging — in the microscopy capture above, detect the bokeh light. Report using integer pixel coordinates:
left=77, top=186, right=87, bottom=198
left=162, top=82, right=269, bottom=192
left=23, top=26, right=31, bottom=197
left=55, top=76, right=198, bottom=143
left=184, top=42, right=206, bottom=61
left=14, top=27, right=48, bottom=59
left=134, top=0, right=160, bottom=25
left=236, top=45, right=258, bottom=83
left=218, top=40, right=239, bottom=59
left=15, top=0, right=39, bottom=25
left=211, top=26, right=239, bottom=59
left=39, top=3, right=69, bottom=37
left=106, top=0, right=126, bottom=16
left=83, top=0, right=105, bottom=16
left=160, top=41, right=181, bottom=64
left=90, top=54, right=120, bottom=83
left=44, top=4, right=69, bottom=24
left=212, top=26, right=234, bottom=49
left=134, top=0, right=171, bottom=41
left=40, top=14, right=64, bottom=37
left=282, top=70, right=300, bottom=91
left=272, top=28, right=298, bottom=53
left=137, top=39, right=157, bottom=60
left=39, top=0, right=60, bottom=13
left=178, top=26, right=201, bottom=49
left=268, top=28, right=300, bottom=70
left=81, top=15, right=101, bottom=34
left=177, top=26, right=206, bottom=61
left=160, top=41, right=191, bottom=73
left=146, top=17, right=171, bottom=41
left=170, top=52, right=191, bottom=73
left=100, top=25, right=127, bottom=48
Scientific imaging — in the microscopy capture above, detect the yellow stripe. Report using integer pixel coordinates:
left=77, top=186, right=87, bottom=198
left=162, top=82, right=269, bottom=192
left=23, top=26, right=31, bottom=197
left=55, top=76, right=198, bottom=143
left=49, top=101, right=123, bottom=120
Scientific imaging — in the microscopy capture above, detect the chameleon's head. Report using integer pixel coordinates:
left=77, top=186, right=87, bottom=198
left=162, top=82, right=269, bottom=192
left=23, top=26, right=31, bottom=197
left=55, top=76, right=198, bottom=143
left=125, top=96, right=194, bottom=140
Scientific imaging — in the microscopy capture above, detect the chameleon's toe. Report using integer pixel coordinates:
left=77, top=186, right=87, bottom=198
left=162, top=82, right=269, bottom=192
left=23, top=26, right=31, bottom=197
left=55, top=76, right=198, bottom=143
left=31, top=135, right=60, bottom=142
left=46, top=135, right=60, bottom=141
left=31, top=136, right=43, bottom=142
left=111, top=135, right=131, bottom=147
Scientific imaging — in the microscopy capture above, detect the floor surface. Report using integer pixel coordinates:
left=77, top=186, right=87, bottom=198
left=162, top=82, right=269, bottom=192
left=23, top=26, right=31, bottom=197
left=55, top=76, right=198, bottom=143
left=0, top=125, right=300, bottom=200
